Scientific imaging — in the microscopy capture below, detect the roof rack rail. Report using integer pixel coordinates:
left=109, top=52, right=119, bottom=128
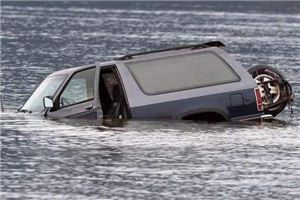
left=117, top=41, right=225, bottom=60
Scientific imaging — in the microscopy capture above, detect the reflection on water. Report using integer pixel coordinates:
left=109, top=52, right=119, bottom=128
left=1, top=1, right=300, bottom=199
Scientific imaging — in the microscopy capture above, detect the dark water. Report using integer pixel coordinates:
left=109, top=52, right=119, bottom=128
left=1, top=2, right=300, bottom=199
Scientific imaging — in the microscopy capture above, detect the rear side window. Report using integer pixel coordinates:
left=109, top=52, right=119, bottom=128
left=126, top=52, right=239, bottom=95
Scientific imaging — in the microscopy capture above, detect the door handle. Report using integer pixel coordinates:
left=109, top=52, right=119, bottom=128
left=84, top=105, right=94, bottom=110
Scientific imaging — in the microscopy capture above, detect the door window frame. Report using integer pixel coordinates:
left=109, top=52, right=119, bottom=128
left=54, top=66, right=96, bottom=110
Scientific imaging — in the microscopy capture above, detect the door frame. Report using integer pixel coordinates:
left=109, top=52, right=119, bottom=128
left=46, top=64, right=101, bottom=119
left=97, top=64, right=131, bottom=119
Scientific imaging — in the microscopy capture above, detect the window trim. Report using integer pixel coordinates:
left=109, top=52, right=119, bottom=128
left=57, top=67, right=96, bottom=109
left=126, top=51, right=241, bottom=95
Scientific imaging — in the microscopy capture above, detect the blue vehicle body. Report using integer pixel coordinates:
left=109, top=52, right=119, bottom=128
left=19, top=41, right=293, bottom=121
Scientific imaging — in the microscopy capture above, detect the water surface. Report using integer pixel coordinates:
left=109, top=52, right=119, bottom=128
left=1, top=2, right=300, bottom=199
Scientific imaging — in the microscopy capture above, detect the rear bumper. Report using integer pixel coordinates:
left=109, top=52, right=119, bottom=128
left=232, top=113, right=273, bottom=122
left=260, top=114, right=274, bottom=121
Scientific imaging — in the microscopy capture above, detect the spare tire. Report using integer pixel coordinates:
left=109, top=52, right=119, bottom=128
left=247, top=65, right=292, bottom=117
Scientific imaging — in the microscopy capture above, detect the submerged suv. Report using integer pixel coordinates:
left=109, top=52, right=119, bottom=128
left=19, top=41, right=294, bottom=122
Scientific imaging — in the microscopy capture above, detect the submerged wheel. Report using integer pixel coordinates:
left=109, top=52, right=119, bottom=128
left=247, top=65, right=290, bottom=117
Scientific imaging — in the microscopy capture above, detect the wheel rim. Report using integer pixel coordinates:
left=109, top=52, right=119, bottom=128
left=254, top=74, right=281, bottom=105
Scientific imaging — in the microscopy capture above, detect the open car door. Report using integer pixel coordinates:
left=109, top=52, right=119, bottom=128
left=46, top=64, right=103, bottom=119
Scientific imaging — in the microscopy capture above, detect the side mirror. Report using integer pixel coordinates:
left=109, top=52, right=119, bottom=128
left=43, top=96, right=53, bottom=108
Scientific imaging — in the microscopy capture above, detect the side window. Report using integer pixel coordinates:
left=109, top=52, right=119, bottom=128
left=59, top=68, right=95, bottom=107
left=126, top=52, right=240, bottom=95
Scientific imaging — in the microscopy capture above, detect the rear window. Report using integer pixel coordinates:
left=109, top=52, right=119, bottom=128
left=126, top=52, right=240, bottom=95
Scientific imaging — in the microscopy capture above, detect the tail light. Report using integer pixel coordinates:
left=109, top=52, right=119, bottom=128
left=254, top=88, right=263, bottom=111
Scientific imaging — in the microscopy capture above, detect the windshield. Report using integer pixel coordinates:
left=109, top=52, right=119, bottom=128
left=21, top=75, right=67, bottom=112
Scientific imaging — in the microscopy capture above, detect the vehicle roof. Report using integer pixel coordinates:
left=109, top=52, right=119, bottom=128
left=48, top=41, right=226, bottom=77
left=117, top=41, right=224, bottom=60
left=48, top=63, right=101, bottom=77
left=49, top=65, right=87, bottom=77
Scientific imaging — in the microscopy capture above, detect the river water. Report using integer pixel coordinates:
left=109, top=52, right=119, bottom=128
left=1, top=2, right=300, bottom=199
